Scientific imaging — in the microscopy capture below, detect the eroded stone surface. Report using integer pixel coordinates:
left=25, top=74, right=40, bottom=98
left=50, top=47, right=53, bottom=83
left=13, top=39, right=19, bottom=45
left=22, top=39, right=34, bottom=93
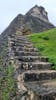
left=3, top=33, right=56, bottom=100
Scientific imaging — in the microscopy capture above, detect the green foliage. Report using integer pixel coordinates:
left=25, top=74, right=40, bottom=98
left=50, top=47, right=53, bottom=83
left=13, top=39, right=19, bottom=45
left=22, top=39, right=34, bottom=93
left=43, top=36, right=49, bottom=40
left=0, top=64, right=16, bottom=100
left=37, top=45, right=45, bottom=51
left=28, top=28, right=56, bottom=69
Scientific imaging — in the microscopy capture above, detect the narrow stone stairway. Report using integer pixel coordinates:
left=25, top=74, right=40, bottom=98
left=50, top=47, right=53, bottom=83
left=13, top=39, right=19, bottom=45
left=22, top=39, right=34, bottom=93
left=8, top=33, right=56, bottom=100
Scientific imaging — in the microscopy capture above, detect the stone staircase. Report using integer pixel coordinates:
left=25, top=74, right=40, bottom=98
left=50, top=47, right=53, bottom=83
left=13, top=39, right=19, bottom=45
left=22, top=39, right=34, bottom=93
left=8, top=34, right=56, bottom=100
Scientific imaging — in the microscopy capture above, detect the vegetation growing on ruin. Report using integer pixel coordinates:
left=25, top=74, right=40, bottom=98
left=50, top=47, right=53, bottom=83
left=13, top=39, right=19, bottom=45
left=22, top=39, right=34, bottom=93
left=0, top=63, right=16, bottom=100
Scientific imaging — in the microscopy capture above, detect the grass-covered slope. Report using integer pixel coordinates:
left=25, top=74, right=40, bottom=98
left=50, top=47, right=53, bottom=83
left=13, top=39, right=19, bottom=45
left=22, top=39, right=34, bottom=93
left=28, top=28, right=56, bottom=69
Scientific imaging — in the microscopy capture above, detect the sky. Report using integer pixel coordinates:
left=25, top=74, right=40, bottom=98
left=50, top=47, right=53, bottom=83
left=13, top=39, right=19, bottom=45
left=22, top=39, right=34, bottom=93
left=0, top=0, right=56, bottom=33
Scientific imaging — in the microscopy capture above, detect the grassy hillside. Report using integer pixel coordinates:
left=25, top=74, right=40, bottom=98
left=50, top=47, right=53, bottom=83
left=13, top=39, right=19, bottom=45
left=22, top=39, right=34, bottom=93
left=28, top=28, right=56, bottom=69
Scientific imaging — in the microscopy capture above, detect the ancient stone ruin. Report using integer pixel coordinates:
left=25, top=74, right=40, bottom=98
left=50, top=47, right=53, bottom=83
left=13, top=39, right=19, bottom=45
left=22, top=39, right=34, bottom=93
left=3, top=32, right=56, bottom=100
left=0, top=5, right=56, bottom=100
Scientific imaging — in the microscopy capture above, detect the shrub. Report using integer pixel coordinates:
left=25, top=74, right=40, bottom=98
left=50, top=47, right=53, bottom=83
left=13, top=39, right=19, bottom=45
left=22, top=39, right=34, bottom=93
left=38, top=45, right=45, bottom=51
left=43, top=36, right=49, bottom=40
left=38, top=36, right=42, bottom=38
left=52, top=65, right=56, bottom=70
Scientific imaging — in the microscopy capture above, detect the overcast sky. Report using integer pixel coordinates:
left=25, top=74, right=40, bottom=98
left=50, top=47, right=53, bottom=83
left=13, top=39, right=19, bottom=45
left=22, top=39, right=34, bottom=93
left=0, top=0, right=56, bottom=33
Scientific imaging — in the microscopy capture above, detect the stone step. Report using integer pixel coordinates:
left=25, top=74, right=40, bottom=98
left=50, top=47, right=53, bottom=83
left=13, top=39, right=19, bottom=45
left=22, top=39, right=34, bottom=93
left=23, top=70, right=56, bottom=82
left=19, top=61, right=51, bottom=70
left=24, top=82, right=56, bottom=99
left=16, top=37, right=28, bottom=41
left=16, top=39, right=28, bottom=42
left=10, top=40, right=33, bottom=45
left=8, top=35, right=28, bottom=40
left=15, top=56, right=40, bottom=62
left=9, top=40, right=32, bottom=45
left=15, top=43, right=33, bottom=46
left=15, top=47, right=38, bottom=52
left=15, top=43, right=33, bottom=47
left=15, top=41, right=33, bottom=44
left=17, top=56, right=51, bottom=64
left=11, top=43, right=33, bottom=48
left=11, top=46, right=38, bottom=51
left=10, top=38, right=30, bottom=42
left=14, top=51, right=39, bottom=56
left=16, top=36, right=27, bottom=38
left=13, top=49, right=49, bottom=62
left=42, top=80, right=56, bottom=88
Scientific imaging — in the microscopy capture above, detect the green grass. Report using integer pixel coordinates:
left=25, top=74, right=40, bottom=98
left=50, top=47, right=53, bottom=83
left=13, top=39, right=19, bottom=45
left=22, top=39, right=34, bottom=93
left=28, top=28, right=56, bottom=69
